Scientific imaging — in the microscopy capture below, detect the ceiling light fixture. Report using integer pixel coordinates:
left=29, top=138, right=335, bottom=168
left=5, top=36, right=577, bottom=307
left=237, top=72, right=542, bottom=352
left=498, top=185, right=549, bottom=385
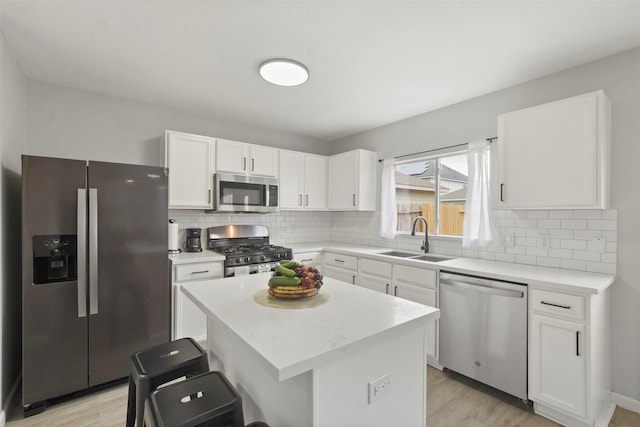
left=259, top=58, right=309, bottom=87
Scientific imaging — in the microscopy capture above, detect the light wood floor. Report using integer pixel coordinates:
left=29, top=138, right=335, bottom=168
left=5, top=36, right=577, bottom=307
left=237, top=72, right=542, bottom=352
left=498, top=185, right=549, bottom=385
left=5, top=367, right=640, bottom=426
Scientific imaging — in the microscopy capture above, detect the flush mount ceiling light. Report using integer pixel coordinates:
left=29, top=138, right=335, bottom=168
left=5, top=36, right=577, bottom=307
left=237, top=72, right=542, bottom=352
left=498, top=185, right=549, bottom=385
left=259, top=58, right=309, bottom=87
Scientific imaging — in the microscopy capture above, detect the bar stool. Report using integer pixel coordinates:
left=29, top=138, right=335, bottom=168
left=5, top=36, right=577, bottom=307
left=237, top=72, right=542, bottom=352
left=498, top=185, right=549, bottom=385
left=143, top=371, right=244, bottom=427
left=126, top=337, right=209, bottom=427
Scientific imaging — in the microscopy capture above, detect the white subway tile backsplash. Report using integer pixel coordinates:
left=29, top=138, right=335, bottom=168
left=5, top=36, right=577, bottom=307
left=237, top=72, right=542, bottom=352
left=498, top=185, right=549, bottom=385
left=561, top=259, right=587, bottom=271
left=549, top=210, right=574, bottom=219
left=526, top=211, right=549, bottom=219
left=548, top=248, right=573, bottom=259
left=573, top=230, right=603, bottom=241
left=561, top=240, right=587, bottom=250
left=573, top=250, right=601, bottom=262
left=587, top=220, right=617, bottom=231
left=549, top=229, right=574, bottom=239
left=561, top=219, right=587, bottom=230
left=172, top=207, right=617, bottom=275
left=536, top=257, right=561, bottom=268
left=574, top=210, right=602, bottom=220
left=537, top=219, right=561, bottom=229
left=587, top=262, right=616, bottom=275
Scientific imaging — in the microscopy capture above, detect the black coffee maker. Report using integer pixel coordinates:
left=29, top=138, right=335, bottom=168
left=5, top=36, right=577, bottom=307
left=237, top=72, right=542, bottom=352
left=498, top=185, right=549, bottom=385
left=185, top=228, right=202, bottom=252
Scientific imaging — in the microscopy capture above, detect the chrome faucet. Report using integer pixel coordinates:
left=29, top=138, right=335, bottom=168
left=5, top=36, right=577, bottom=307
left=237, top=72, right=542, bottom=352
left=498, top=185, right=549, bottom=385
left=411, top=216, right=430, bottom=253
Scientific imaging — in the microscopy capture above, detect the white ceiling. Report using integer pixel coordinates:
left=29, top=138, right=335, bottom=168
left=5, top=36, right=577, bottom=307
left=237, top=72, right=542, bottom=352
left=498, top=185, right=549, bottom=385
left=2, top=1, right=640, bottom=142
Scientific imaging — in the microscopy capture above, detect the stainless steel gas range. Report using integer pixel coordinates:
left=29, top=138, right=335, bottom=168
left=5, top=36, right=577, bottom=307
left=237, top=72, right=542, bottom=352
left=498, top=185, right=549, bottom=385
left=207, top=225, right=292, bottom=277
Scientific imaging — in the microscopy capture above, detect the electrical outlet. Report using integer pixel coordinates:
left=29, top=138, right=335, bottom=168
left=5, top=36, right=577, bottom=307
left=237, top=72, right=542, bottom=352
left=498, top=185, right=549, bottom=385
left=538, top=234, right=550, bottom=250
left=368, top=374, right=391, bottom=404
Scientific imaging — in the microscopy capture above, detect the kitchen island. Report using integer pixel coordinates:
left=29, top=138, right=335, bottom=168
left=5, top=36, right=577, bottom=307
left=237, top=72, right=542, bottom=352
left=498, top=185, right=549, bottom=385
left=181, top=273, right=440, bottom=427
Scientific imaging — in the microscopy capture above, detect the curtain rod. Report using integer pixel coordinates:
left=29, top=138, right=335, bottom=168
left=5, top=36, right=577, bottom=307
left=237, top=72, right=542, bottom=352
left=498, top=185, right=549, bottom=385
left=378, top=137, right=497, bottom=163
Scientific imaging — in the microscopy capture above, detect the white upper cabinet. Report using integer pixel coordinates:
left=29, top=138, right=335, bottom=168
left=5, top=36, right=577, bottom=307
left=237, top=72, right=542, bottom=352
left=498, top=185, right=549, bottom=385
left=497, top=90, right=610, bottom=209
left=216, top=138, right=278, bottom=177
left=328, top=149, right=377, bottom=211
left=164, top=130, right=215, bottom=209
left=279, top=150, right=327, bottom=210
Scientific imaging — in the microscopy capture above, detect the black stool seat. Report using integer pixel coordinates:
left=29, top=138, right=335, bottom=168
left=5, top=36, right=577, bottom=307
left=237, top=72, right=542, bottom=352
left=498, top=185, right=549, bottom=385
left=126, top=337, right=209, bottom=427
left=144, top=371, right=244, bottom=427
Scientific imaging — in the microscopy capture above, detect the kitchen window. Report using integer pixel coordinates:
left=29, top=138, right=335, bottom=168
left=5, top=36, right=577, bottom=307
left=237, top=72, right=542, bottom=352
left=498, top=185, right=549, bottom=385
left=394, top=151, right=469, bottom=237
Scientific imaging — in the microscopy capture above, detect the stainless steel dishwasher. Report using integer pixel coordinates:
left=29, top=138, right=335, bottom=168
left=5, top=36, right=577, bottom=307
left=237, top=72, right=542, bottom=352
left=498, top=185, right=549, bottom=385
left=439, top=271, right=528, bottom=400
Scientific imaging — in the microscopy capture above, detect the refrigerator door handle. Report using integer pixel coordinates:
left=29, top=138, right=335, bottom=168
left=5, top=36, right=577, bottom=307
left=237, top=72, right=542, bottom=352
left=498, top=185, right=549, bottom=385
left=77, top=189, right=87, bottom=318
left=89, top=188, right=99, bottom=315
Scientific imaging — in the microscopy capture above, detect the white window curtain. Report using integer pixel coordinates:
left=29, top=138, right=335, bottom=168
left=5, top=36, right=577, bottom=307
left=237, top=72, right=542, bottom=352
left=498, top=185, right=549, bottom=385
left=379, top=158, right=397, bottom=239
left=463, top=140, right=493, bottom=248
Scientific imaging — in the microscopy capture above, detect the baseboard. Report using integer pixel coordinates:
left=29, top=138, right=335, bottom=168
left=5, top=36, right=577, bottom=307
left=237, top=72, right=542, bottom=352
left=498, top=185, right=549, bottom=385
left=612, top=392, right=640, bottom=415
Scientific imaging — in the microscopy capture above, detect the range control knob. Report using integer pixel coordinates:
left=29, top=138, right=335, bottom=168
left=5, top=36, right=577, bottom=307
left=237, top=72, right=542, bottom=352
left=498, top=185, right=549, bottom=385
left=235, top=258, right=241, bottom=264
left=245, top=256, right=252, bottom=263
left=260, top=255, right=266, bottom=262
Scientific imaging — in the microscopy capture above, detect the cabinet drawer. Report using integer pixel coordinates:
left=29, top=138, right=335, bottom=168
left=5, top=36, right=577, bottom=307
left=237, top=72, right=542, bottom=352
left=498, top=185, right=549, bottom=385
left=324, top=252, right=358, bottom=270
left=531, top=289, right=585, bottom=321
left=294, top=251, right=322, bottom=266
left=395, top=265, right=437, bottom=289
left=175, top=262, right=223, bottom=282
left=359, top=258, right=392, bottom=278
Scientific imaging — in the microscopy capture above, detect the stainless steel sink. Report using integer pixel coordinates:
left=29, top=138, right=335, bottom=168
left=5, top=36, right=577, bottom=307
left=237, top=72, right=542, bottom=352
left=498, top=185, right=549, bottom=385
left=379, top=250, right=420, bottom=258
left=408, top=254, right=454, bottom=262
left=378, top=250, right=454, bottom=262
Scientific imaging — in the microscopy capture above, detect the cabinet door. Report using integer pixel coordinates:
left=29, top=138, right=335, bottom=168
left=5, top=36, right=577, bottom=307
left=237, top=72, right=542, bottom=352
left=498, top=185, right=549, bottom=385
left=304, top=154, right=327, bottom=210
left=529, top=314, right=586, bottom=417
left=166, top=131, right=214, bottom=209
left=279, top=151, right=304, bottom=209
left=394, top=282, right=438, bottom=359
left=174, top=284, right=207, bottom=343
left=216, top=139, right=248, bottom=174
left=324, top=265, right=357, bottom=285
left=250, top=144, right=279, bottom=177
left=498, top=91, right=607, bottom=209
left=328, top=151, right=358, bottom=210
left=359, top=273, right=390, bottom=294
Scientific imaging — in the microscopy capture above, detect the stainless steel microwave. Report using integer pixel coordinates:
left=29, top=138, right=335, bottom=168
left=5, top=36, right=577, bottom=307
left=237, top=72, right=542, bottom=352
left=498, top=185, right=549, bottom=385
left=212, top=173, right=279, bottom=213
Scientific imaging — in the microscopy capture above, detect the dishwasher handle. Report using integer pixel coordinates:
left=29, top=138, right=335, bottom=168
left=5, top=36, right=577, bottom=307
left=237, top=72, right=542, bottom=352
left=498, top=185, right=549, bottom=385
left=441, top=278, right=524, bottom=298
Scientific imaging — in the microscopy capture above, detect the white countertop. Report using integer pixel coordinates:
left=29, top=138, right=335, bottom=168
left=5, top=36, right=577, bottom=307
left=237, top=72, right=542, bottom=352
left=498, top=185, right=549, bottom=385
left=288, top=241, right=615, bottom=295
left=169, top=250, right=225, bottom=265
left=181, top=273, right=440, bottom=381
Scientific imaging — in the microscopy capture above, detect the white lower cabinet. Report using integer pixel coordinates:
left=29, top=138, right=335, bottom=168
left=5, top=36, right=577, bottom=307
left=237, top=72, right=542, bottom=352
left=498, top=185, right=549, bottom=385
left=324, top=252, right=358, bottom=285
left=172, top=260, right=224, bottom=344
left=358, top=258, right=392, bottom=293
left=324, top=265, right=357, bottom=285
left=356, top=258, right=439, bottom=365
left=359, top=273, right=390, bottom=294
left=393, top=265, right=438, bottom=363
left=530, top=314, right=586, bottom=417
left=528, top=287, right=613, bottom=427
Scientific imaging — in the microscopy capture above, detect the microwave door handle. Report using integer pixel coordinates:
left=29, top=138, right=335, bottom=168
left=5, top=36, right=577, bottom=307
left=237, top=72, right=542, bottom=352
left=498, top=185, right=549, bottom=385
left=77, top=189, right=87, bottom=318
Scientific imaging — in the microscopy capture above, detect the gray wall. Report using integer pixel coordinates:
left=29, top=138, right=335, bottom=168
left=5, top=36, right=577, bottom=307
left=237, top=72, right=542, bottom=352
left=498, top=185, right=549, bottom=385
left=0, top=30, right=27, bottom=420
left=26, top=80, right=331, bottom=165
left=333, top=47, right=640, bottom=402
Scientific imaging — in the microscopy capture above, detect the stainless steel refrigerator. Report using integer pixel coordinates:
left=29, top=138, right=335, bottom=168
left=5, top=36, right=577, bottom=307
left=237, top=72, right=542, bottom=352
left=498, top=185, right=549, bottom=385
left=21, top=155, right=170, bottom=414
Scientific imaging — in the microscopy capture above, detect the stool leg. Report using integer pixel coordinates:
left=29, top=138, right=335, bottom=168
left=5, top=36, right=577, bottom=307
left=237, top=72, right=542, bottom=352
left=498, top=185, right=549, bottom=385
left=125, top=375, right=136, bottom=427
left=136, top=379, right=151, bottom=427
